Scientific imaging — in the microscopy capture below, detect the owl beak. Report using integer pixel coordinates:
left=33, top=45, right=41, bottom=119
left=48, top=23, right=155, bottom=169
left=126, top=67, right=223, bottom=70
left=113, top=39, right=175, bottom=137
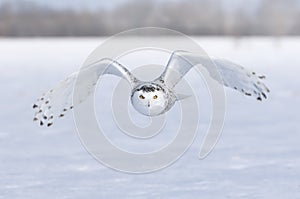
left=147, top=101, right=150, bottom=107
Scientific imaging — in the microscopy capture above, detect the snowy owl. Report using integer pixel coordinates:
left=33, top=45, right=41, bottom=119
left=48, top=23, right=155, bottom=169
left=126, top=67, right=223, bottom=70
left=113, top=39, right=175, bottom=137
left=33, top=50, right=269, bottom=127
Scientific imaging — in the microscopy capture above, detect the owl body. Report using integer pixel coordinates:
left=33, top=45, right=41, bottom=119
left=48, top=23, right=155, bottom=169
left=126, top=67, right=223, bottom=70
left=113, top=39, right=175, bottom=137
left=130, top=81, right=176, bottom=116
left=33, top=50, right=269, bottom=127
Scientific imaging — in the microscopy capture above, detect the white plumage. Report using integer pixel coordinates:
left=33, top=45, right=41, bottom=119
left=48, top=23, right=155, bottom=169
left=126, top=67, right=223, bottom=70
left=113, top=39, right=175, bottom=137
left=33, top=50, right=270, bottom=127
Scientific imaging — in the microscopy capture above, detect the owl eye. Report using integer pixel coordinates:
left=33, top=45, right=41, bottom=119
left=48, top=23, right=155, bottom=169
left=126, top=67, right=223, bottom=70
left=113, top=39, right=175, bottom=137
left=153, top=95, right=158, bottom=99
left=139, top=95, right=145, bottom=99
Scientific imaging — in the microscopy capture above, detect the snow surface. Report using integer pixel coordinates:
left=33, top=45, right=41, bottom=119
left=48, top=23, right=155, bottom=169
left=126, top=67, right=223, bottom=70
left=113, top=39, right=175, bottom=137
left=0, top=37, right=299, bottom=198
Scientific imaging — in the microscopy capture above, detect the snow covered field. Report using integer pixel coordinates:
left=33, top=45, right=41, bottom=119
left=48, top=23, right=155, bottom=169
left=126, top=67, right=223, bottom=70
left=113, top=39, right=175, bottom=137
left=0, top=37, right=299, bottom=198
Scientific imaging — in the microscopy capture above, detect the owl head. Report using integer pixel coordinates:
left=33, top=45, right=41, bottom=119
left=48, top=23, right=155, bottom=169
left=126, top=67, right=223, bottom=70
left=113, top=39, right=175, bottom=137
left=131, top=83, right=168, bottom=116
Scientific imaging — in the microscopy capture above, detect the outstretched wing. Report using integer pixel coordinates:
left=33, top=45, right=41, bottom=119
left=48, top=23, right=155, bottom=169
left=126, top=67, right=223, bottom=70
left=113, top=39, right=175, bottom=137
left=160, top=50, right=270, bottom=100
left=33, top=58, right=139, bottom=127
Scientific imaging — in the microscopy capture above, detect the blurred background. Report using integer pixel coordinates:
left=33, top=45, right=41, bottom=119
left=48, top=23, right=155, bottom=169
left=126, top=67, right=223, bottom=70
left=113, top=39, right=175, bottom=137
left=1, top=0, right=300, bottom=198
left=0, top=0, right=300, bottom=37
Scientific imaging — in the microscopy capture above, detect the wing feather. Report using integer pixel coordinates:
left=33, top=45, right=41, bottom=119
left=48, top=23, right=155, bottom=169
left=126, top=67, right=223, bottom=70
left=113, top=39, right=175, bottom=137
left=160, top=50, right=270, bottom=101
left=33, top=58, right=138, bottom=127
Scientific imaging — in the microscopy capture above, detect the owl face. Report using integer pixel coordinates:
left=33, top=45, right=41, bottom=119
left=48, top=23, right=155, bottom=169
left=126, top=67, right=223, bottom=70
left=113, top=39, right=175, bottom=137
left=131, top=83, right=168, bottom=116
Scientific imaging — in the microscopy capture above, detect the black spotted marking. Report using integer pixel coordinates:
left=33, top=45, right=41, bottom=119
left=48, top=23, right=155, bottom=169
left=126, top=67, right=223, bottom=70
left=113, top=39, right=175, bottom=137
left=252, top=72, right=256, bottom=75
left=258, top=75, right=266, bottom=79
left=40, top=121, right=44, bottom=126
left=38, top=109, right=42, bottom=113
left=234, top=87, right=237, bottom=90
left=45, top=100, right=49, bottom=104
left=47, top=123, right=53, bottom=127
left=33, top=104, right=38, bottom=109
left=59, top=114, right=64, bottom=117
left=49, top=115, right=54, bottom=119
left=160, top=79, right=164, bottom=83
left=43, top=115, right=47, bottom=120
left=138, top=85, right=156, bottom=92
left=262, top=92, right=267, bottom=99
left=33, top=117, right=38, bottom=121
left=257, top=96, right=262, bottom=101
left=41, top=97, right=44, bottom=100
left=70, top=106, right=74, bottom=109
left=245, top=93, right=251, bottom=96
left=63, top=108, right=67, bottom=112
